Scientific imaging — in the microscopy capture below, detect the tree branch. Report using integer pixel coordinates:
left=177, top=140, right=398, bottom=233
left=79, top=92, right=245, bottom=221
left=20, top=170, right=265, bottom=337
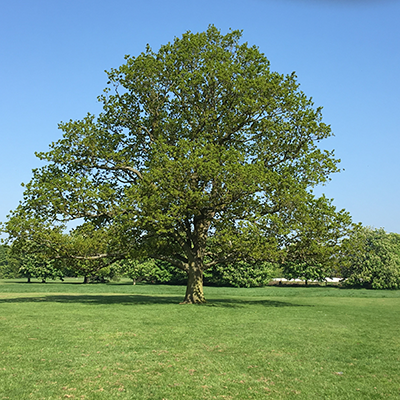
left=153, top=254, right=189, bottom=272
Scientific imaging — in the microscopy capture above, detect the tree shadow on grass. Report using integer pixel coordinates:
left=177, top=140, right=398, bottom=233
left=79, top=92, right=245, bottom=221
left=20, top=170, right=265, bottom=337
left=0, top=294, right=181, bottom=305
left=0, top=280, right=135, bottom=285
left=204, top=298, right=308, bottom=308
left=0, top=294, right=308, bottom=308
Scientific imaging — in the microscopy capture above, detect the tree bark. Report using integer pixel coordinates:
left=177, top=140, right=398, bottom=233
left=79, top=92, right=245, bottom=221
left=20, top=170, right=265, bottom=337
left=182, top=262, right=206, bottom=304
left=83, top=276, right=89, bottom=284
left=180, top=212, right=213, bottom=304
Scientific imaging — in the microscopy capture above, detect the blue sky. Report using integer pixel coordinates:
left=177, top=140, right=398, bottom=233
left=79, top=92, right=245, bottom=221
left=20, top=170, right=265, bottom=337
left=1, top=0, right=399, bottom=236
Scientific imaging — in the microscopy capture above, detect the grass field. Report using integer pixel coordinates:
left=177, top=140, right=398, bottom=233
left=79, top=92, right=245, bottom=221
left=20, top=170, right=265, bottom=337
left=1, top=280, right=399, bottom=399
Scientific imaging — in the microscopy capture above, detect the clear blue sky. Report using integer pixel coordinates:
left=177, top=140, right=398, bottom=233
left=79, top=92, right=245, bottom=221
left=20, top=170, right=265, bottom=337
left=1, top=0, right=399, bottom=236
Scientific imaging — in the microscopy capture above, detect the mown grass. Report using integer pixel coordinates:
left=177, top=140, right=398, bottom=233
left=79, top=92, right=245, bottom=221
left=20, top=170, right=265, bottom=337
left=1, top=280, right=399, bottom=399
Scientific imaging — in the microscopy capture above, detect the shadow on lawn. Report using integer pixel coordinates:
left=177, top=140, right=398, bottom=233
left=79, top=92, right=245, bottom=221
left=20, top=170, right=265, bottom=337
left=0, top=294, right=306, bottom=308
left=204, top=298, right=307, bottom=308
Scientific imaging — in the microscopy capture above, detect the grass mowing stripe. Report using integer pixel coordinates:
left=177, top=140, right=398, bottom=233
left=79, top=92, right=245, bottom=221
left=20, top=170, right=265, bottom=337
left=1, top=282, right=399, bottom=399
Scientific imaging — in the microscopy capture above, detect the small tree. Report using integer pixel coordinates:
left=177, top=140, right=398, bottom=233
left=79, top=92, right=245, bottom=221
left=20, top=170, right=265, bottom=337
left=340, top=226, right=400, bottom=289
left=4, top=26, right=351, bottom=303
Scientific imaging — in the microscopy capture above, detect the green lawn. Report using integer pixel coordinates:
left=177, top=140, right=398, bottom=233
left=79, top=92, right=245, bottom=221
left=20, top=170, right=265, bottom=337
left=1, top=280, right=399, bottom=399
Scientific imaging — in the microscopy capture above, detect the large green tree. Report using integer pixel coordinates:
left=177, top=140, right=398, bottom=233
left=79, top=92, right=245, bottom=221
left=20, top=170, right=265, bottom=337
left=4, top=26, right=351, bottom=303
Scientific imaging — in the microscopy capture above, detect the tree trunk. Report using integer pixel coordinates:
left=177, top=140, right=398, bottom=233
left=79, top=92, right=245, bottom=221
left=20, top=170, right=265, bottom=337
left=180, top=212, right=213, bottom=304
left=83, top=276, right=89, bottom=284
left=27, top=276, right=31, bottom=283
left=182, top=263, right=206, bottom=304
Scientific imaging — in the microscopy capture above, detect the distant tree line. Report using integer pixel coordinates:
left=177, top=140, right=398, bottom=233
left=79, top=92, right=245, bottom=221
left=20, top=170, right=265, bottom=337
left=0, top=244, right=280, bottom=287
left=281, top=226, right=400, bottom=289
left=2, top=226, right=400, bottom=289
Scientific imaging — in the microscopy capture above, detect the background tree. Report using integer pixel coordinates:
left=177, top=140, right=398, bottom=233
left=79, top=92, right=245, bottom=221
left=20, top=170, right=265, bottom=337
left=18, top=253, right=64, bottom=283
left=115, top=259, right=172, bottom=285
left=6, top=227, right=121, bottom=283
left=0, top=245, right=20, bottom=279
left=281, top=195, right=350, bottom=284
left=3, top=26, right=351, bottom=303
left=204, top=261, right=278, bottom=288
left=339, top=226, right=400, bottom=289
left=282, top=262, right=328, bottom=285
left=3, top=239, right=60, bottom=283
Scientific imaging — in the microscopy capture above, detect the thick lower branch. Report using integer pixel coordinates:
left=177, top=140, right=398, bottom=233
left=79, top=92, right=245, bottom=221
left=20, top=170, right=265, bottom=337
left=153, top=254, right=189, bottom=272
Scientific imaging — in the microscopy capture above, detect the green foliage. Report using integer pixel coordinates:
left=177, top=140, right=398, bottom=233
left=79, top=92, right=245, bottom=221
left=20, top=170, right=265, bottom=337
left=282, top=261, right=330, bottom=283
left=18, top=253, right=64, bottom=283
left=204, top=261, right=278, bottom=287
left=0, top=245, right=20, bottom=279
left=340, top=226, right=400, bottom=289
left=114, top=259, right=174, bottom=284
left=61, top=257, right=119, bottom=283
left=114, top=259, right=278, bottom=288
left=81, top=263, right=121, bottom=283
left=148, top=260, right=188, bottom=285
left=3, top=26, right=352, bottom=302
left=281, top=195, right=352, bottom=283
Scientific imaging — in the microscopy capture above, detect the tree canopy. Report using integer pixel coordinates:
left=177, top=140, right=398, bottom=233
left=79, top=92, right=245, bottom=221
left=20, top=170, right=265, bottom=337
left=340, top=226, right=400, bottom=289
left=3, top=26, right=351, bottom=302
